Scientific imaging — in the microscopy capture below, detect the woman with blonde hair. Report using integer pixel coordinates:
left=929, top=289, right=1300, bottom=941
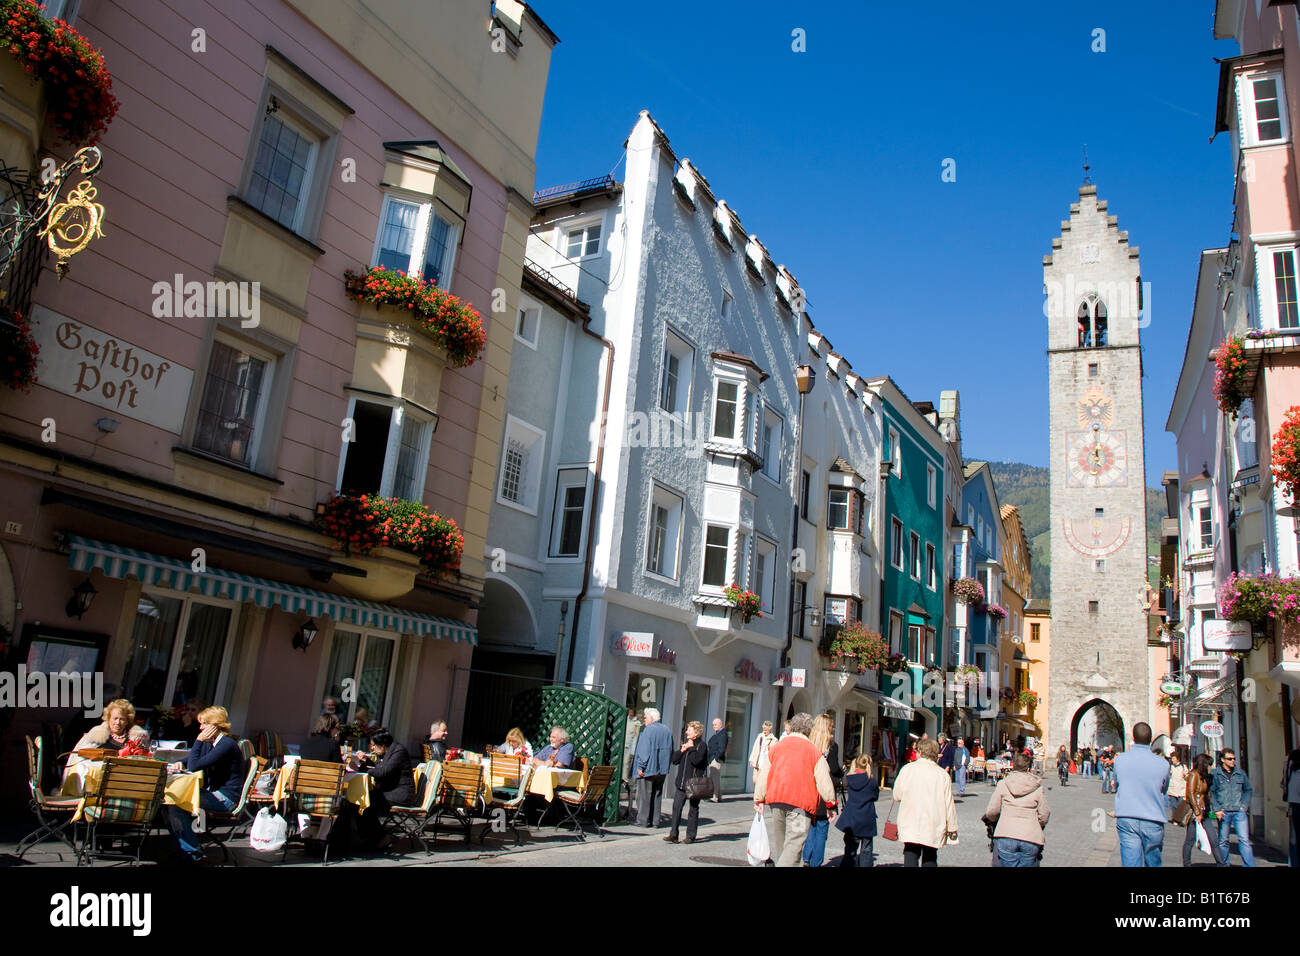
left=72, top=698, right=150, bottom=755
left=164, top=705, right=246, bottom=863
left=837, top=753, right=880, bottom=866
left=665, top=719, right=709, bottom=844
left=497, top=727, right=533, bottom=758
left=801, top=714, right=843, bottom=866
left=748, top=720, right=777, bottom=789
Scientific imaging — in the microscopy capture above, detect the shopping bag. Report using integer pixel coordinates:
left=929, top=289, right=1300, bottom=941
left=1194, top=821, right=1212, bottom=856
left=249, top=807, right=288, bottom=853
left=746, top=810, right=770, bottom=866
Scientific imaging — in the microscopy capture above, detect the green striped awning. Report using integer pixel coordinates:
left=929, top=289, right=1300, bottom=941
left=66, top=535, right=476, bottom=643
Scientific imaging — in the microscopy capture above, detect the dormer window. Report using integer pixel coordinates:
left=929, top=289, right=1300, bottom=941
left=1240, top=72, right=1288, bottom=147
left=565, top=220, right=602, bottom=260
left=1077, top=296, right=1107, bottom=348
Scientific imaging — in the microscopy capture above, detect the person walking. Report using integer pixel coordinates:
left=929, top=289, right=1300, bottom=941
left=1100, top=747, right=1117, bottom=793
left=633, top=707, right=672, bottom=828
left=938, top=735, right=955, bottom=776
left=1166, top=745, right=1188, bottom=815
left=665, top=720, right=709, bottom=844
left=1081, top=745, right=1093, bottom=778
left=1209, top=748, right=1255, bottom=867
left=954, top=737, right=970, bottom=797
left=706, top=717, right=728, bottom=804
left=1182, top=752, right=1226, bottom=867
left=1056, top=746, right=1070, bottom=787
left=753, top=712, right=836, bottom=867
left=1112, top=722, right=1170, bottom=867
left=801, top=714, right=842, bottom=867
left=836, top=753, right=879, bottom=867
left=748, top=720, right=777, bottom=792
left=891, top=738, right=959, bottom=867
left=1283, top=749, right=1300, bottom=867
left=984, top=749, right=1050, bottom=866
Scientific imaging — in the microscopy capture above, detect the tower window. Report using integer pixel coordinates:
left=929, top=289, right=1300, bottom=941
left=1077, top=297, right=1108, bottom=348
left=1088, top=600, right=1099, bottom=614
left=1088, top=363, right=1098, bottom=378
left=1094, top=507, right=1104, bottom=518
left=1094, top=559, right=1106, bottom=572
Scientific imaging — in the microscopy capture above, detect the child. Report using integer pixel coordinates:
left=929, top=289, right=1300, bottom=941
left=836, top=754, right=880, bottom=867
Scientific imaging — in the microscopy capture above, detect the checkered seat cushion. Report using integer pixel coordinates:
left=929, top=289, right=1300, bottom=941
left=83, top=797, right=155, bottom=823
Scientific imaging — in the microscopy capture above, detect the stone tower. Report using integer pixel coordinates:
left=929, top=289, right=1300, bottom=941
left=1043, top=184, right=1150, bottom=753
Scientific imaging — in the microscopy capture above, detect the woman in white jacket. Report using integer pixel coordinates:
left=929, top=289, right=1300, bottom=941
left=891, top=737, right=958, bottom=866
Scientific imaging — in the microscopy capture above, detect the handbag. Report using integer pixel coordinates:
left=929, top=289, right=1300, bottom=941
left=685, top=773, right=714, bottom=800
left=881, top=800, right=899, bottom=841
left=1171, top=799, right=1194, bottom=827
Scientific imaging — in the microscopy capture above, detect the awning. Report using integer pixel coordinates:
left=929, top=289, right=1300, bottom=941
left=1181, top=674, right=1236, bottom=713
left=67, top=535, right=476, bottom=643
left=849, top=687, right=915, bottom=720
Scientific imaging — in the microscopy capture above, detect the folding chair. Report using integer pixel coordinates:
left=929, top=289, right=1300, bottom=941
left=488, top=752, right=524, bottom=796
left=201, top=757, right=259, bottom=864
left=481, top=763, right=534, bottom=846
left=386, top=761, right=443, bottom=855
left=553, top=765, right=616, bottom=840
left=431, top=761, right=485, bottom=845
left=75, top=757, right=167, bottom=866
left=282, top=759, right=346, bottom=865
left=16, top=736, right=80, bottom=860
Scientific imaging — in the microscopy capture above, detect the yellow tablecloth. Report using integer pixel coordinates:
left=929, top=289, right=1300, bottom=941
left=61, top=761, right=203, bottom=822
left=271, top=763, right=371, bottom=812
left=527, top=765, right=585, bottom=802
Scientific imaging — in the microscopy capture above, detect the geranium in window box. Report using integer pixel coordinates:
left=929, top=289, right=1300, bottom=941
left=881, top=654, right=909, bottom=674
left=952, top=577, right=984, bottom=605
left=955, top=664, right=980, bottom=684
left=1218, top=571, right=1300, bottom=628
left=343, top=266, right=486, bottom=368
left=723, top=584, right=762, bottom=624
left=981, top=603, right=1008, bottom=621
left=1271, top=404, right=1300, bottom=508
left=1, top=0, right=119, bottom=146
left=818, top=621, right=889, bottom=674
left=1212, top=335, right=1248, bottom=416
left=1016, top=689, right=1039, bottom=708
left=0, top=306, right=39, bottom=392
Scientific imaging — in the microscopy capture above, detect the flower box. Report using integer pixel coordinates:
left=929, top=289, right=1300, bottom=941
left=334, top=545, right=423, bottom=602
left=1212, top=335, right=1248, bottom=416
left=818, top=622, right=889, bottom=673
left=952, top=577, right=985, bottom=605
left=1218, top=571, right=1300, bottom=628
left=317, top=493, right=464, bottom=595
left=723, top=584, right=762, bottom=624
left=1271, top=405, right=1300, bottom=509
left=0, top=306, right=39, bottom=391
left=344, top=266, right=485, bottom=368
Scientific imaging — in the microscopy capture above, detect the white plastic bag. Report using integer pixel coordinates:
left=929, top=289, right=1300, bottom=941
left=249, top=807, right=287, bottom=853
left=746, top=810, right=770, bottom=866
left=1195, top=821, right=1212, bottom=856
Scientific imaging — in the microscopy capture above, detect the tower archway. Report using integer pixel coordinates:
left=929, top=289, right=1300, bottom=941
left=1071, top=698, right=1125, bottom=753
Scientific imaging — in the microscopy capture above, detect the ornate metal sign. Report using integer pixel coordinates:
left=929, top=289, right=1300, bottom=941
left=37, top=147, right=106, bottom=278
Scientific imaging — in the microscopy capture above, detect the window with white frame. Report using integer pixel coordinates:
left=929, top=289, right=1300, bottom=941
left=701, top=524, right=731, bottom=589
left=660, top=329, right=694, bottom=417
left=337, top=398, right=435, bottom=501
left=550, top=468, right=589, bottom=558
left=753, top=537, right=777, bottom=613
left=1198, top=503, right=1213, bottom=549
left=1236, top=399, right=1259, bottom=467
left=565, top=219, right=602, bottom=259
left=193, top=335, right=275, bottom=467
left=516, top=302, right=541, bottom=348
left=800, top=470, right=811, bottom=520
left=926, top=543, right=936, bottom=590
left=888, top=611, right=904, bottom=656
left=373, top=194, right=461, bottom=288
left=322, top=628, right=399, bottom=725
left=827, top=487, right=851, bottom=530
left=721, top=290, right=733, bottom=319
left=910, top=532, right=921, bottom=580
left=1240, top=72, right=1288, bottom=146
left=888, top=428, right=901, bottom=477
left=927, top=463, right=937, bottom=508
left=1263, top=247, right=1299, bottom=330
left=907, top=623, right=923, bottom=664
left=761, top=407, right=783, bottom=481
left=712, top=379, right=741, bottom=441
left=891, top=517, right=904, bottom=569
left=120, top=593, right=237, bottom=712
left=646, top=484, right=685, bottom=579
left=497, top=416, right=546, bottom=513
left=246, top=110, right=320, bottom=233
left=41, top=0, right=79, bottom=22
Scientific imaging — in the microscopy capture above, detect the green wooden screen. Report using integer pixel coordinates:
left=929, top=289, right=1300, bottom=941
left=512, top=686, right=625, bottom=823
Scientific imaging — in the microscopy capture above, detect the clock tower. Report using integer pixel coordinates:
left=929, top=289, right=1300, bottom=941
left=1043, top=183, right=1150, bottom=753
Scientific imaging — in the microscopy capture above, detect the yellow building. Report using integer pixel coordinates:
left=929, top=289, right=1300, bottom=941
left=1025, top=599, right=1052, bottom=750
left=1000, top=505, right=1037, bottom=740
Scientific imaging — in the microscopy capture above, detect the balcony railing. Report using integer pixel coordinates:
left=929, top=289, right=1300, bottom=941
left=532, top=174, right=617, bottom=205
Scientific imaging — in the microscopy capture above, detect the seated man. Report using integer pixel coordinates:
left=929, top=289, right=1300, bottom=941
left=530, top=726, right=575, bottom=768
left=425, top=719, right=449, bottom=762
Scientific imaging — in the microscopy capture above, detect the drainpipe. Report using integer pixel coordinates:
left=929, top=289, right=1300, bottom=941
left=564, top=317, right=614, bottom=686
left=777, top=365, right=816, bottom=725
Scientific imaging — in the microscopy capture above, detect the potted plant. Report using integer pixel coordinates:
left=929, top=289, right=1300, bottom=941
left=881, top=653, right=909, bottom=674
left=1271, top=404, right=1300, bottom=508
left=818, top=621, right=888, bottom=674
left=0, top=306, right=39, bottom=392
left=723, top=584, right=762, bottom=624
left=318, top=493, right=464, bottom=599
left=952, top=577, right=985, bottom=605
left=1218, top=571, right=1300, bottom=627
left=1212, top=334, right=1249, bottom=416
left=343, top=266, right=487, bottom=368
left=1016, top=689, right=1039, bottom=708
left=982, top=603, right=1008, bottom=621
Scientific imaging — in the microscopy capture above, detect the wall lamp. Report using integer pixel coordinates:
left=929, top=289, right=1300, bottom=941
left=293, top=618, right=319, bottom=652
left=66, top=578, right=97, bottom=619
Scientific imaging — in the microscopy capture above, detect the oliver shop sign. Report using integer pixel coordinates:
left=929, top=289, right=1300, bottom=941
left=32, top=307, right=194, bottom=432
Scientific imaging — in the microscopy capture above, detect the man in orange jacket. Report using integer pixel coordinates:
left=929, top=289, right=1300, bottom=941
left=754, top=712, right=837, bottom=866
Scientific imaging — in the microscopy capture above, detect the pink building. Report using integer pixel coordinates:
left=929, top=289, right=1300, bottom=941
left=0, top=0, right=556, bottom=807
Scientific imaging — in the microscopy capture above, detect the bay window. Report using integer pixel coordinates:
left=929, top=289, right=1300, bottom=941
left=701, top=525, right=731, bottom=589
left=338, top=397, right=435, bottom=501
left=373, top=193, right=461, bottom=288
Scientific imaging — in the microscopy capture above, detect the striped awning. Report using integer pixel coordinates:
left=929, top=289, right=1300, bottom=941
left=66, top=535, right=476, bottom=643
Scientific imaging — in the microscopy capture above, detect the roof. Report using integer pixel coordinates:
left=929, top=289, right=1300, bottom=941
left=711, top=350, right=769, bottom=382
left=963, top=461, right=986, bottom=479
left=1025, top=598, right=1050, bottom=614
left=383, top=141, right=471, bottom=188
left=532, top=174, right=622, bottom=208
left=829, top=456, right=863, bottom=478
left=1214, top=49, right=1284, bottom=135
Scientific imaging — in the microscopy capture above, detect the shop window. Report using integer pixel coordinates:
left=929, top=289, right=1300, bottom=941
left=338, top=398, right=435, bottom=501
left=627, top=671, right=667, bottom=710
left=120, top=594, right=236, bottom=715
left=322, top=629, right=398, bottom=725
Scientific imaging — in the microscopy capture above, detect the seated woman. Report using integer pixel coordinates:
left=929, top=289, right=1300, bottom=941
left=299, top=714, right=344, bottom=762
left=69, top=698, right=150, bottom=770
left=496, top=727, right=533, bottom=759
left=354, top=729, right=413, bottom=845
left=161, top=700, right=204, bottom=747
left=164, top=706, right=246, bottom=863
left=530, top=726, right=574, bottom=768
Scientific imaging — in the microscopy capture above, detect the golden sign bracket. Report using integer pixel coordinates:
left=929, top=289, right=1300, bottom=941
left=36, top=147, right=107, bottom=279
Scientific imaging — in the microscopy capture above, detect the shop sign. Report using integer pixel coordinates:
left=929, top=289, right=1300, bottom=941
left=735, top=658, right=763, bottom=683
left=1201, top=621, right=1252, bottom=652
left=610, top=632, right=653, bottom=658
left=1159, top=681, right=1184, bottom=696
left=32, top=307, right=194, bottom=432
left=655, top=642, right=677, bottom=665
left=1199, top=720, right=1224, bottom=739
left=771, top=668, right=805, bottom=687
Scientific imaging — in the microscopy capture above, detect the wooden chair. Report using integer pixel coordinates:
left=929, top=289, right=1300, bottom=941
left=553, top=765, right=616, bottom=840
left=969, top=756, right=986, bottom=782
left=16, top=735, right=80, bottom=860
left=240, top=755, right=277, bottom=830
left=237, top=738, right=255, bottom=763
left=75, top=757, right=167, bottom=866
left=481, top=763, right=534, bottom=847
left=281, top=759, right=346, bottom=865
left=488, top=752, right=524, bottom=796
left=422, top=743, right=433, bottom=763
left=200, top=757, right=259, bottom=864
left=386, top=761, right=443, bottom=856
left=431, top=761, right=485, bottom=845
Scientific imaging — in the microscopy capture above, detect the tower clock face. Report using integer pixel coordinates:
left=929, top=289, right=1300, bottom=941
left=1066, top=426, right=1128, bottom=487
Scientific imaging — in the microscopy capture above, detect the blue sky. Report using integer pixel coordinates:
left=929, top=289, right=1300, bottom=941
left=529, top=1, right=1238, bottom=487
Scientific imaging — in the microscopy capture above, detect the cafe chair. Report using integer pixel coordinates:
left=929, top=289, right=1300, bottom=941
left=422, top=743, right=433, bottom=763
left=552, top=765, right=616, bottom=841
left=431, top=760, right=485, bottom=846
left=200, top=757, right=260, bottom=864
left=237, top=738, right=255, bottom=763
left=75, top=756, right=167, bottom=866
left=16, top=736, right=81, bottom=860
left=282, top=758, right=346, bottom=866
left=488, top=752, right=524, bottom=797
left=480, top=763, right=534, bottom=847
left=386, top=760, right=443, bottom=856
left=240, top=755, right=278, bottom=832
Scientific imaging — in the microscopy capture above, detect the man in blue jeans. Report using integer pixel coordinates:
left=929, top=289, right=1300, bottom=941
left=1209, top=749, right=1255, bottom=867
left=1112, top=722, right=1169, bottom=867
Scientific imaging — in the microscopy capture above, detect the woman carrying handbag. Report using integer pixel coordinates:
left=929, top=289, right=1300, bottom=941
left=665, top=720, right=710, bottom=844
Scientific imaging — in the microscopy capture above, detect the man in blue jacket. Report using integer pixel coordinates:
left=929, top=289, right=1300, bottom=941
left=1112, top=722, right=1170, bottom=866
left=634, top=707, right=672, bottom=827
left=1209, top=749, right=1255, bottom=867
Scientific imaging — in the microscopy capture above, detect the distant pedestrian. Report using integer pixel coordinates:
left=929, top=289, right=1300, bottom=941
left=1182, top=752, right=1226, bottom=867
left=1056, top=746, right=1070, bottom=786
left=1209, top=748, right=1255, bottom=867
left=633, top=707, right=672, bottom=828
left=892, top=738, right=959, bottom=867
left=1081, top=746, right=1093, bottom=778
left=1100, top=747, right=1117, bottom=793
left=753, top=712, right=836, bottom=867
left=801, top=714, right=842, bottom=866
left=938, top=735, right=955, bottom=776
left=748, top=720, right=777, bottom=791
left=664, top=720, right=709, bottom=844
left=1112, top=722, right=1170, bottom=867
left=1283, top=749, right=1300, bottom=867
left=706, top=717, right=728, bottom=803
left=836, top=754, right=879, bottom=867
left=1166, top=746, right=1188, bottom=814
left=984, top=750, right=1050, bottom=866
left=954, top=737, right=970, bottom=796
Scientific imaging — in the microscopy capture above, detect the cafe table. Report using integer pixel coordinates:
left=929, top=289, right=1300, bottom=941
left=270, top=759, right=372, bottom=811
left=61, top=759, right=204, bottom=822
left=526, top=763, right=586, bottom=802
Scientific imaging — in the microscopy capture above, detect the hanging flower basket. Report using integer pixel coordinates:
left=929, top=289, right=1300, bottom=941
left=1016, top=689, right=1039, bottom=708
left=952, top=577, right=985, bottom=604
left=0, top=305, right=39, bottom=392
left=1212, top=334, right=1249, bottom=416
left=723, top=584, right=762, bottom=624
left=1, top=0, right=120, bottom=145
left=818, top=621, right=889, bottom=673
left=1157, top=694, right=1177, bottom=709
left=881, top=653, right=909, bottom=674
left=344, top=266, right=487, bottom=368
left=1218, top=571, right=1300, bottom=627
left=317, top=492, right=464, bottom=579
left=981, top=603, right=1008, bottom=621
left=1271, top=404, right=1300, bottom=506
left=955, top=664, right=980, bottom=684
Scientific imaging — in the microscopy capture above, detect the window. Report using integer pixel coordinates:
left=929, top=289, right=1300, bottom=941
left=1243, top=73, right=1287, bottom=145
left=754, top=537, right=777, bottom=613
left=907, top=624, right=923, bottom=664
left=496, top=416, right=546, bottom=512
left=120, top=594, right=236, bottom=713
left=373, top=194, right=461, bottom=288
left=1088, top=600, right=1099, bottom=614
left=1077, top=296, right=1107, bottom=348
left=796, top=582, right=809, bottom=639
left=888, top=611, right=904, bottom=655
left=966, top=505, right=975, bottom=529
left=660, top=329, right=694, bottom=416
left=41, top=0, right=79, bottom=22
left=891, top=518, right=904, bottom=569
left=801, top=471, right=811, bottom=520
left=246, top=111, right=319, bottom=233
left=701, top=525, right=731, bottom=588
left=1198, top=505, right=1213, bottom=549
left=516, top=303, right=541, bottom=348
left=565, top=219, right=602, bottom=259
left=322, top=629, right=398, bottom=725
left=1271, top=249, right=1299, bottom=329
left=888, top=428, right=901, bottom=477
left=926, top=544, right=936, bottom=589
left=338, top=398, right=435, bottom=500
left=193, top=336, right=274, bottom=467
left=551, top=469, right=588, bottom=557
left=1093, top=558, right=1107, bottom=571
left=925, top=627, right=936, bottom=667
left=910, top=532, right=921, bottom=580
left=761, top=407, right=783, bottom=481
left=721, top=290, right=733, bottom=319
left=1088, top=363, right=1099, bottom=378
left=1030, top=622, right=1041, bottom=642
left=712, top=380, right=740, bottom=440
left=646, top=484, right=685, bottom=579
left=827, top=487, right=850, bottom=529
left=1095, top=507, right=1105, bottom=518
left=927, top=464, right=937, bottom=508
